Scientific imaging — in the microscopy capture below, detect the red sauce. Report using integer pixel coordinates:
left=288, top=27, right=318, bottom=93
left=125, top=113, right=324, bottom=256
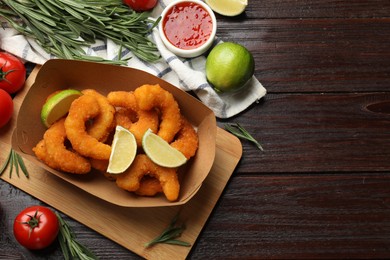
left=162, top=2, right=213, bottom=50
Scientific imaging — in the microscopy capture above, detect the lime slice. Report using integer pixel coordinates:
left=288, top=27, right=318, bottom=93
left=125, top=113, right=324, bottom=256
left=107, top=126, right=137, bottom=174
left=142, top=129, right=187, bottom=168
left=205, top=0, right=248, bottom=16
left=40, top=89, right=82, bottom=127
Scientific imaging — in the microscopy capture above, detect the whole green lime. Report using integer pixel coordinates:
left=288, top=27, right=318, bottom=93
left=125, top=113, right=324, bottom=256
left=206, top=42, right=254, bottom=93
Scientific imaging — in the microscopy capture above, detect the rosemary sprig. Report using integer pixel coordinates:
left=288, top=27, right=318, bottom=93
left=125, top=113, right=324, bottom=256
left=224, top=123, right=264, bottom=151
left=56, top=212, right=97, bottom=260
left=0, top=148, right=29, bottom=178
left=0, top=0, right=160, bottom=64
left=145, top=213, right=191, bottom=248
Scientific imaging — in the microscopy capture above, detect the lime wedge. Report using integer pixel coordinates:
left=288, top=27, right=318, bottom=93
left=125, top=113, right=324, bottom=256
left=142, top=129, right=187, bottom=168
left=205, top=0, right=248, bottom=16
left=40, top=89, right=82, bottom=128
left=107, top=126, right=137, bottom=174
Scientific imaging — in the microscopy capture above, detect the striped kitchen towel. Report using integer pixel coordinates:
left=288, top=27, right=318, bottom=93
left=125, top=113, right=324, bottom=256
left=0, top=0, right=266, bottom=118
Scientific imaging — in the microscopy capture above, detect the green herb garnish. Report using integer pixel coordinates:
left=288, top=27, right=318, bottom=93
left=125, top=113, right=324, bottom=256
left=56, top=212, right=97, bottom=260
left=224, top=123, right=264, bottom=151
left=0, top=0, right=161, bottom=64
left=0, top=148, right=29, bottom=178
left=145, top=213, right=191, bottom=248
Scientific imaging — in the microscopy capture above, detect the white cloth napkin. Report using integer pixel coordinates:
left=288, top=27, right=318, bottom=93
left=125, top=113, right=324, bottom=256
left=0, top=0, right=266, bottom=118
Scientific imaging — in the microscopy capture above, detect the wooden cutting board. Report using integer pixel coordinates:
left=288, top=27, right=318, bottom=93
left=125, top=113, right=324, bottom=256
left=0, top=66, right=242, bottom=259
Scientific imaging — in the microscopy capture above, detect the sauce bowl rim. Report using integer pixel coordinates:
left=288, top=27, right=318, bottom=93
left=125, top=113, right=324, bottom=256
left=158, top=0, right=217, bottom=58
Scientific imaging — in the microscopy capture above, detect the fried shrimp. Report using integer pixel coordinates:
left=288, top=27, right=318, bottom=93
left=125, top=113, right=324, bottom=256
left=33, top=140, right=61, bottom=170
left=108, top=91, right=159, bottom=146
left=171, top=116, right=199, bottom=159
left=42, top=118, right=91, bottom=174
left=135, top=176, right=163, bottom=197
left=134, top=84, right=181, bottom=143
left=65, top=95, right=112, bottom=160
left=107, top=91, right=138, bottom=111
left=114, top=108, right=137, bottom=130
left=90, top=158, right=109, bottom=172
left=82, top=89, right=115, bottom=142
left=116, top=154, right=180, bottom=201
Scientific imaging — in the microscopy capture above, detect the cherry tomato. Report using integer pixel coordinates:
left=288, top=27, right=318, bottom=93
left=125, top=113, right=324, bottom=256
left=13, top=206, right=60, bottom=250
left=0, top=52, right=26, bottom=94
left=0, top=89, right=13, bottom=128
left=123, top=0, right=158, bottom=11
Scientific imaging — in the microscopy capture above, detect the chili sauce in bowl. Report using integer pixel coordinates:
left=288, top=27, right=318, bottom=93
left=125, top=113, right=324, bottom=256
left=159, top=0, right=217, bottom=58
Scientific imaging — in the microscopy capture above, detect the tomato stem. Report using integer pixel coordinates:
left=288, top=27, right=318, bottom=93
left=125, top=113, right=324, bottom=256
left=21, top=210, right=42, bottom=239
left=0, top=60, right=16, bottom=84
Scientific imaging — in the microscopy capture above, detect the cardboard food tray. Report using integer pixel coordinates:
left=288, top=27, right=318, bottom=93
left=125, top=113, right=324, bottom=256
left=13, top=59, right=217, bottom=207
left=0, top=65, right=242, bottom=259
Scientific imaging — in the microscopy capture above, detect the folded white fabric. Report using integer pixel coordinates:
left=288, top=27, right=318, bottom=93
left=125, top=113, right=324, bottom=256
left=0, top=0, right=266, bottom=118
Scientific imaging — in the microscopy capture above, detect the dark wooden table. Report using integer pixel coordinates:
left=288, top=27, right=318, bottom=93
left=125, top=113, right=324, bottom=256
left=2, top=1, right=390, bottom=259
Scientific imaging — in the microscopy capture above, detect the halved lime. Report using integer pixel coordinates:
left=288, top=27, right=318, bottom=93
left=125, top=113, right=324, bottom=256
left=107, top=126, right=137, bottom=174
left=40, top=89, right=82, bottom=128
left=142, top=129, right=187, bottom=168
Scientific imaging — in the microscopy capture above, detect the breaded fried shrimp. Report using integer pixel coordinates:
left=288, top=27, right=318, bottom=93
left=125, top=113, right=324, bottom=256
left=65, top=95, right=112, bottom=160
left=170, top=116, right=199, bottom=159
left=43, top=118, right=91, bottom=174
left=107, top=91, right=138, bottom=111
left=135, top=176, right=163, bottom=197
left=32, top=139, right=61, bottom=170
left=116, top=154, right=180, bottom=201
left=114, top=108, right=137, bottom=130
left=108, top=91, right=159, bottom=146
left=82, top=89, right=115, bottom=142
left=134, top=84, right=181, bottom=143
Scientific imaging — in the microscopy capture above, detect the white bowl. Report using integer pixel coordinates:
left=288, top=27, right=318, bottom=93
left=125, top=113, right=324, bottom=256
left=158, top=0, right=217, bottom=58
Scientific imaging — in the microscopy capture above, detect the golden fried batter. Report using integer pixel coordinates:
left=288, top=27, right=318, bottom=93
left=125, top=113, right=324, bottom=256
left=134, top=84, right=182, bottom=143
left=65, top=95, right=111, bottom=160
left=42, top=118, right=91, bottom=174
left=116, top=154, right=180, bottom=201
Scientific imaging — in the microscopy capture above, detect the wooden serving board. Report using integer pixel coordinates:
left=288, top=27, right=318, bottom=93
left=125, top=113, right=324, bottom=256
left=0, top=66, right=242, bottom=259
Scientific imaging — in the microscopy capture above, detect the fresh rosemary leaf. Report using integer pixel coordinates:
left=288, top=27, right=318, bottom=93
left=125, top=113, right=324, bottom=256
left=45, top=0, right=65, bottom=10
left=12, top=152, right=20, bottom=178
left=0, top=149, right=12, bottom=176
left=78, top=55, right=128, bottom=66
left=0, top=7, right=16, bottom=17
left=145, top=213, right=191, bottom=248
left=0, top=149, right=29, bottom=178
left=61, top=44, right=74, bottom=59
left=16, top=153, right=29, bottom=178
left=22, top=7, right=57, bottom=27
left=29, top=17, right=55, bottom=34
left=56, top=212, right=97, bottom=260
left=37, top=0, right=64, bottom=16
left=225, top=123, right=264, bottom=151
left=58, top=0, right=85, bottom=9
left=163, top=239, right=191, bottom=246
left=33, top=0, right=52, bottom=16
left=0, top=0, right=160, bottom=63
left=8, top=153, right=14, bottom=178
left=63, top=6, right=85, bottom=21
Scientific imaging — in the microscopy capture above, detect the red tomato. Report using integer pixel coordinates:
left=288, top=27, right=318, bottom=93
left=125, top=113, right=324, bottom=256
left=0, top=52, right=26, bottom=94
left=0, top=89, right=13, bottom=128
left=123, top=0, right=158, bottom=11
left=13, top=206, right=60, bottom=250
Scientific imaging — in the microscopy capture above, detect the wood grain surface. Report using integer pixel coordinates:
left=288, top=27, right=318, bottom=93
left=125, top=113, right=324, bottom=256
left=1, top=127, right=241, bottom=260
left=1, top=1, right=390, bottom=259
